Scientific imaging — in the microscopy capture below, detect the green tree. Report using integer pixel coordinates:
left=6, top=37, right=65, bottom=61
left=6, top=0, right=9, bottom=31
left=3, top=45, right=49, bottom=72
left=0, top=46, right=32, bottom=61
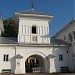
left=3, top=18, right=17, bottom=37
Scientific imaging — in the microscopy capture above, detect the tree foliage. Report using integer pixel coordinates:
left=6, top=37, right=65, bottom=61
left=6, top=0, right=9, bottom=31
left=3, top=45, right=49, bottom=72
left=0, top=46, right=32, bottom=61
left=3, top=18, right=17, bottom=37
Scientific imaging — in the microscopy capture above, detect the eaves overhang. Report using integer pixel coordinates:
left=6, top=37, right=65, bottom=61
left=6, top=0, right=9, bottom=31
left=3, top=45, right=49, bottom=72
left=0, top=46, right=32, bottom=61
left=15, top=12, right=54, bottom=20
left=0, top=43, right=70, bottom=47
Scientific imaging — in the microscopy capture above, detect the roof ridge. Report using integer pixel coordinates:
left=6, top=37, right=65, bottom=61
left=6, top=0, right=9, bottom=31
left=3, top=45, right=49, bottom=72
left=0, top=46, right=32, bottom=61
left=53, top=20, right=75, bottom=38
left=17, top=9, right=47, bottom=15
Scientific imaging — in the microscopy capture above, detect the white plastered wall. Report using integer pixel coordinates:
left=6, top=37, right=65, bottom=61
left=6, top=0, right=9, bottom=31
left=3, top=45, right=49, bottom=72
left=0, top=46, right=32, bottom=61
left=18, top=17, right=50, bottom=44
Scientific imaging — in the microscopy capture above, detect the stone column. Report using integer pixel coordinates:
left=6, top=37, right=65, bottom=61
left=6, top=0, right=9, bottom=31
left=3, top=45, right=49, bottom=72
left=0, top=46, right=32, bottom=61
left=44, top=58, right=49, bottom=73
left=29, top=26, right=31, bottom=34
left=25, top=26, right=26, bottom=34
left=43, top=27, right=45, bottom=35
left=15, top=59, right=22, bottom=74
left=23, top=25, right=25, bottom=35
left=22, top=26, right=23, bottom=34
left=49, top=58, right=56, bottom=73
left=26, top=26, right=28, bottom=34
left=14, top=54, right=23, bottom=74
left=44, top=27, right=46, bottom=35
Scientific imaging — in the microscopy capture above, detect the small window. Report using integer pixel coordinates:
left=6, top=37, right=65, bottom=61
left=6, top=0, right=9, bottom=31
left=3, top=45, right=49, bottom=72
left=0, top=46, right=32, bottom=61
left=3, top=55, right=9, bottom=61
left=67, top=50, right=68, bottom=53
left=64, top=36, right=66, bottom=40
left=68, top=34, right=72, bottom=42
left=73, top=32, right=75, bottom=41
left=59, top=54, right=63, bottom=61
left=32, top=26, right=36, bottom=34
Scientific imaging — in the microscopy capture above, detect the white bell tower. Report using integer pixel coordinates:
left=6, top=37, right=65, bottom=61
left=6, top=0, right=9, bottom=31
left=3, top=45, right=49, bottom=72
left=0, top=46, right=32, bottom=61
left=0, top=13, right=4, bottom=36
left=15, top=9, right=53, bottom=44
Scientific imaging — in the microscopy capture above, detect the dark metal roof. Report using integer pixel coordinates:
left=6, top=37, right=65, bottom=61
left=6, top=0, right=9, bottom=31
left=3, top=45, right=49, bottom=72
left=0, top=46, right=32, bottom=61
left=50, top=38, right=70, bottom=45
left=13, top=54, right=23, bottom=59
left=18, top=9, right=47, bottom=15
left=47, top=54, right=56, bottom=58
left=0, top=37, right=70, bottom=46
left=0, top=37, right=17, bottom=44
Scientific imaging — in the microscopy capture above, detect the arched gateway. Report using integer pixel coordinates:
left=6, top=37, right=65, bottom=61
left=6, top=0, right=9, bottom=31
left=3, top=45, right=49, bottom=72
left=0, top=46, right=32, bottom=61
left=25, top=55, right=45, bottom=73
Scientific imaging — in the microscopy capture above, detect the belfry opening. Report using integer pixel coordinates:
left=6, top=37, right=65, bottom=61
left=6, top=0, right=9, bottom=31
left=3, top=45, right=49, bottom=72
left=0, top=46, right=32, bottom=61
left=25, top=55, right=44, bottom=73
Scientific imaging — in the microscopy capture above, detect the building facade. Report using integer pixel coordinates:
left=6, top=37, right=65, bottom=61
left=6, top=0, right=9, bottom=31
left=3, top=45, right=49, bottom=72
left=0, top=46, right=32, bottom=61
left=0, top=8, right=72, bottom=74
left=53, top=20, right=75, bottom=72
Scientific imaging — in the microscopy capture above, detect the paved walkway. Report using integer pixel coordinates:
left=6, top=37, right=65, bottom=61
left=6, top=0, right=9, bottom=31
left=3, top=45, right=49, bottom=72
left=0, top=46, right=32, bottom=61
left=24, top=73, right=75, bottom=75
left=1, top=73, right=75, bottom=75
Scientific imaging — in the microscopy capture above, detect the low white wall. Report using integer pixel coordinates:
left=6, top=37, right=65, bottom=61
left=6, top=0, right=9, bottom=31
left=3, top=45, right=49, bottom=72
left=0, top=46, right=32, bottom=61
left=0, top=46, right=72, bottom=73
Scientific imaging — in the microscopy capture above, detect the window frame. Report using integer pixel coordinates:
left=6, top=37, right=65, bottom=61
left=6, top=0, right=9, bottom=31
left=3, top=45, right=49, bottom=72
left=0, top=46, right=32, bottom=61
left=32, top=25, right=37, bottom=34
left=64, top=36, right=66, bottom=40
left=3, top=54, right=9, bottom=61
left=68, top=34, right=72, bottom=42
left=59, top=54, right=63, bottom=61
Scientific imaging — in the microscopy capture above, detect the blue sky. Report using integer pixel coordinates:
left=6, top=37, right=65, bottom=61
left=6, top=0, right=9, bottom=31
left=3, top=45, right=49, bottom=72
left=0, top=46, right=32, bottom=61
left=0, top=0, right=74, bottom=37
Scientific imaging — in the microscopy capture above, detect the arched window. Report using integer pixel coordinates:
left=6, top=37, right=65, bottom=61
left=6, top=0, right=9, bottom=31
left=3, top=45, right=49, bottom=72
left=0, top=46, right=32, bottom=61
left=32, top=26, right=36, bottom=34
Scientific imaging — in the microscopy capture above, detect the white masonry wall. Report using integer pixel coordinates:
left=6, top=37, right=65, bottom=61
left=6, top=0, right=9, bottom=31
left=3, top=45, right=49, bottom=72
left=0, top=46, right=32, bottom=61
left=18, top=17, right=50, bottom=44
left=12, top=46, right=72, bottom=73
left=55, top=22, right=75, bottom=43
left=54, top=22, right=75, bottom=71
left=0, top=46, right=15, bottom=73
left=0, top=45, right=71, bottom=73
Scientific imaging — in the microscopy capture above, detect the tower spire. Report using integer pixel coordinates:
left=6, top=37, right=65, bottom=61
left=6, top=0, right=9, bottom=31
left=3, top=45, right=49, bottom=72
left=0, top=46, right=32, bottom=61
left=0, top=13, right=2, bottom=18
left=31, top=2, right=35, bottom=10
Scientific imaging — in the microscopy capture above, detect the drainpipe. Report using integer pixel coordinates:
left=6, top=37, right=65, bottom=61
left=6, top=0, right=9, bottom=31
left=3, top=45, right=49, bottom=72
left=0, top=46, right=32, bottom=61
left=14, top=46, right=16, bottom=56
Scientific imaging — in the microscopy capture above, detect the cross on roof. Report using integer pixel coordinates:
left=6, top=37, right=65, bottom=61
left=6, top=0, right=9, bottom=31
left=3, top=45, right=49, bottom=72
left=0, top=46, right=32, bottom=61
left=31, top=2, right=35, bottom=9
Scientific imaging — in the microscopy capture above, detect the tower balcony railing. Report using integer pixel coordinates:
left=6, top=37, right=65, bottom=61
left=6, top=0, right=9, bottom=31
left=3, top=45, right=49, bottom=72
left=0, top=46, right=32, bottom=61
left=32, top=67, right=44, bottom=73
left=18, top=34, right=50, bottom=44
